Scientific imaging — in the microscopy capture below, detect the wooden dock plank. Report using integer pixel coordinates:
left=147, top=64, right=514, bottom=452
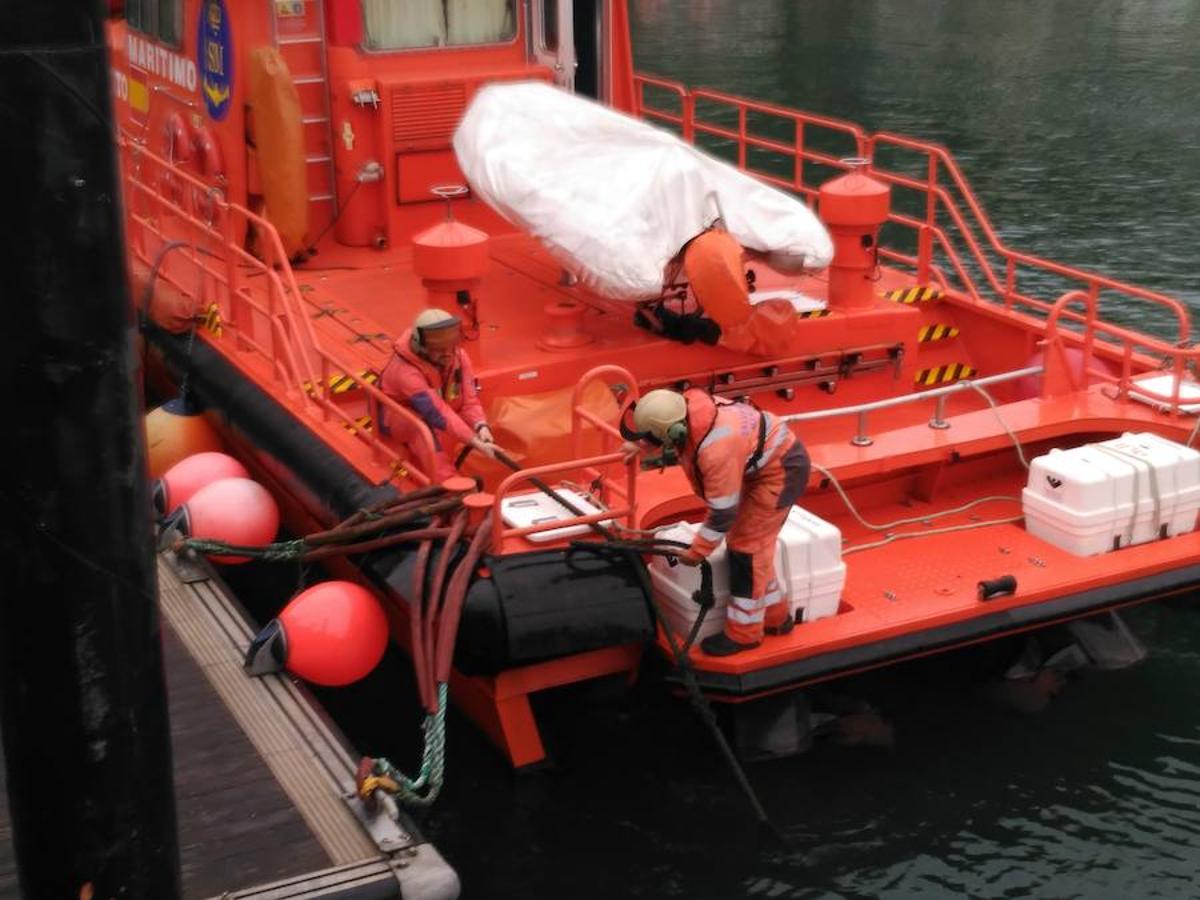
left=0, top=626, right=333, bottom=900
left=164, top=624, right=334, bottom=898
left=0, top=555, right=457, bottom=899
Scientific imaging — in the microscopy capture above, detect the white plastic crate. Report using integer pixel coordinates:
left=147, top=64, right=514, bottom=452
left=1022, top=432, right=1200, bottom=556
left=647, top=507, right=846, bottom=639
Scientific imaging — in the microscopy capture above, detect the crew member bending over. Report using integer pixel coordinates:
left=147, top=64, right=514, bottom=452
left=622, top=388, right=810, bottom=656
left=382, top=308, right=500, bottom=480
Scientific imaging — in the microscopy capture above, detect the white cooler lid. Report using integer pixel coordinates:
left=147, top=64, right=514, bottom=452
left=1129, top=373, right=1200, bottom=413
left=499, top=487, right=611, bottom=543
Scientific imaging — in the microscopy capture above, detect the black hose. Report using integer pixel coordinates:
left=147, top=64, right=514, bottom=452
left=488, top=443, right=778, bottom=835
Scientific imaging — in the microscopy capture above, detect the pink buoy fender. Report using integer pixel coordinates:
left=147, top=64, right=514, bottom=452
left=243, top=581, right=389, bottom=687
left=153, top=451, right=249, bottom=516
left=167, top=477, right=280, bottom=564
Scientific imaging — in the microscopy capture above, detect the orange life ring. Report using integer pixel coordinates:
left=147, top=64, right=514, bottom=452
left=192, top=125, right=224, bottom=179
left=189, top=125, right=226, bottom=224
left=158, top=112, right=191, bottom=203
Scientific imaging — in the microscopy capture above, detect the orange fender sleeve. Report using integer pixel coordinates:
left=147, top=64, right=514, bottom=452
left=248, top=48, right=308, bottom=259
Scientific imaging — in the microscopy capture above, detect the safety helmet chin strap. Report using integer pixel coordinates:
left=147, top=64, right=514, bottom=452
left=619, top=408, right=661, bottom=446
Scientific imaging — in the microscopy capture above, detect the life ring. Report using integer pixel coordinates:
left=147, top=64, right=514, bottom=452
left=192, top=124, right=224, bottom=179
left=158, top=112, right=191, bottom=204
left=161, top=112, right=192, bottom=164
left=190, top=125, right=226, bottom=225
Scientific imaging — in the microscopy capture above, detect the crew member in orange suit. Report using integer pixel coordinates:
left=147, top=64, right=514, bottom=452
left=621, top=388, right=810, bottom=656
left=381, top=308, right=501, bottom=480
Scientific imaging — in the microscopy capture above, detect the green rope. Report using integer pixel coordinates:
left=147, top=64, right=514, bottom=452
left=180, top=536, right=308, bottom=561
left=371, top=683, right=448, bottom=808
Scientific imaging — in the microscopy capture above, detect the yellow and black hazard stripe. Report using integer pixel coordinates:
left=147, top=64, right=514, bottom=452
left=304, top=369, right=380, bottom=396
left=882, top=285, right=944, bottom=305
left=798, top=308, right=832, bottom=319
left=200, top=302, right=223, bottom=337
left=914, top=362, right=975, bottom=386
left=328, top=368, right=380, bottom=394
left=343, top=415, right=373, bottom=435
left=917, top=323, right=959, bottom=343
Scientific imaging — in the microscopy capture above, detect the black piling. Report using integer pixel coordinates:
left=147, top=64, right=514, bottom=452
left=0, top=3, right=181, bottom=898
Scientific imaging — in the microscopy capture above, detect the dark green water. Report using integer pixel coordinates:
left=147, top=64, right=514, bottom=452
left=323, top=4, right=1200, bottom=898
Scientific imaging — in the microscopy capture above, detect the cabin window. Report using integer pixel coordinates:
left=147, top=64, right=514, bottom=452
left=126, top=0, right=183, bottom=47
left=157, top=0, right=181, bottom=45
left=362, top=0, right=516, bottom=50
left=540, top=0, right=558, bottom=52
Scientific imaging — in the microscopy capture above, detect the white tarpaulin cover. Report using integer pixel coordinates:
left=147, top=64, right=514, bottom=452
left=453, top=82, right=834, bottom=301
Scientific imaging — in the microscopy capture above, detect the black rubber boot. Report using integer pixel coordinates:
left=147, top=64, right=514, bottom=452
left=700, top=632, right=761, bottom=657
left=765, top=615, right=796, bottom=637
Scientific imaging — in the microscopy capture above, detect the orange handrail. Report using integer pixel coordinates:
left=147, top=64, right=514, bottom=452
left=633, top=73, right=1196, bottom=377
left=634, top=74, right=691, bottom=141
left=119, top=133, right=438, bottom=485
left=490, top=451, right=638, bottom=553
left=1043, top=289, right=1197, bottom=411
left=570, top=364, right=640, bottom=457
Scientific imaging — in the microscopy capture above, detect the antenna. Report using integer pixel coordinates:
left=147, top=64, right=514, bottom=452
left=430, top=183, right=469, bottom=222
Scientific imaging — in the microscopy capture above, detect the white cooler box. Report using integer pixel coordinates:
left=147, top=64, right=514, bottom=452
left=1022, top=432, right=1200, bottom=556
left=647, top=506, right=846, bottom=640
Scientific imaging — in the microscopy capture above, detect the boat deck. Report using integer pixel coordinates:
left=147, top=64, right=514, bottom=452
left=666, top=446, right=1200, bottom=694
left=0, top=556, right=458, bottom=900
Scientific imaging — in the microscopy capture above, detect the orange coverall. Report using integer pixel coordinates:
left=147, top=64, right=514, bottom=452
left=678, top=390, right=811, bottom=644
left=381, top=328, right=487, bottom=481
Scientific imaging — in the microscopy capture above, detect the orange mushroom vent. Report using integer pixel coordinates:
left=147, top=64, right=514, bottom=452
left=412, top=219, right=491, bottom=293
left=413, top=184, right=491, bottom=294
left=818, top=159, right=892, bottom=310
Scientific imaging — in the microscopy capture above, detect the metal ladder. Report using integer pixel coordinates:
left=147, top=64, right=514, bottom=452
left=271, top=0, right=338, bottom=240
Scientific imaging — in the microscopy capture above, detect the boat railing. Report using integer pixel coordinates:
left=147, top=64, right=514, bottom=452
left=782, top=290, right=1200, bottom=445
left=633, top=74, right=1196, bottom=383
left=781, top=366, right=1043, bottom=446
left=569, top=364, right=641, bottom=505
left=119, top=134, right=438, bottom=485
left=490, top=451, right=639, bottom=553
left=1044, top=290, right=1199, bottom=415
left=485, top=365, right=642, bottom=551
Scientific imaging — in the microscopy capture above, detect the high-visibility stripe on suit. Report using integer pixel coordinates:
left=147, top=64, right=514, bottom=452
left=678, top=390, right=811, bottom=644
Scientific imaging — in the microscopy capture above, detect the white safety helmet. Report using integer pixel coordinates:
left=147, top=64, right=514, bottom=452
left=411, top=308, right=462, bottom=357
left=621, top=389, right=688, bottom=446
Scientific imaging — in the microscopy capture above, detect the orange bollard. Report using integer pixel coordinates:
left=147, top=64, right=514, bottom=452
left=462, top=492, right=495, bottom=529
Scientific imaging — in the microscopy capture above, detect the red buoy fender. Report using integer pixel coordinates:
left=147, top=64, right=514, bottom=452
left=182, top=477, right=280, bottom=564
left=154, top=451, right=249, bottom=516
left=277, top=581, right=389, bottom=686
